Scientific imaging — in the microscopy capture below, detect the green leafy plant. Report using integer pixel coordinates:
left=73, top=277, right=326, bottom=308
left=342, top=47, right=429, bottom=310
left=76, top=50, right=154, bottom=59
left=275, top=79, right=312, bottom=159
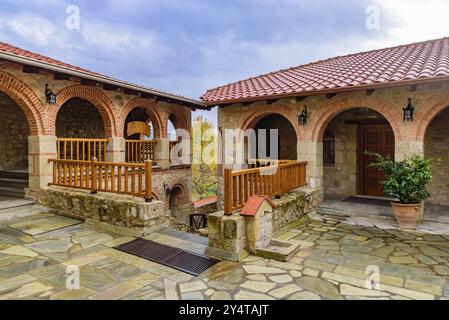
left=368, top=153, right=440, bottom=204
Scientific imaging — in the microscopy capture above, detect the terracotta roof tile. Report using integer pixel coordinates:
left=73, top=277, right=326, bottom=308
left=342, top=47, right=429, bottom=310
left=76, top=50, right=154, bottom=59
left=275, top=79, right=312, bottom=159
left=202, top=37, right=449, bottom=104
left=0, top=42, right=203, bottom=106
left=240, top=196, right=275, bottom=217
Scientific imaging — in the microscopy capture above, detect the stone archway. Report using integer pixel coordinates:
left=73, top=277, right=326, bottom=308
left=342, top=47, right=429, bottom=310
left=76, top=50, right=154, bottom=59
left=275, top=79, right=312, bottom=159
left=48, top=85, right=118, bottom=137
left=0, top=71, right=45, bottom=135
left=169, top=183, right=189, bottom=223
left=119, top=98, right=163, bottom=139
left=307, top=95, right=403, bottom=143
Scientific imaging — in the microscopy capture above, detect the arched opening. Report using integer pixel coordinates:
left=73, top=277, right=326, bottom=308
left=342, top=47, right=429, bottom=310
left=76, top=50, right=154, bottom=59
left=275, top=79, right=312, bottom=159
left=248, top=114, right=297, bottom=162
left=0, top=91, right=30, bottom=199
left=169, top=185, right=187, bottom=223
left=322, top=108, right=395, bottom=200
left=124, top=107, right=155, bottom=140
left=56, top=98, right=105, bottom=138
left=424, top=106, right=449, bottom=217
left=168, top=115, right=183, bottom=164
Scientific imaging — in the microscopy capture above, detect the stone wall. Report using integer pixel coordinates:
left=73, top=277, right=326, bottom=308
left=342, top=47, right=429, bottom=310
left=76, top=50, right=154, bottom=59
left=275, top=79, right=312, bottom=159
left=34, top=187, right=168, bottom=235
left=272, top=187, right=321, bottom=231
left=323, top=110, right=358, bottom=198
left=0, top=92, right=29, bottom=170
left=425, top=108, right=449, bottom=205
left=56, top=98, right=105, bottom=138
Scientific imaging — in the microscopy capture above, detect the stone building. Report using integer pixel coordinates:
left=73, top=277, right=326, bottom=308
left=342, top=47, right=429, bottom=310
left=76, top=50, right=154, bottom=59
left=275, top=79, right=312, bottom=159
left=0, top=42, right=208, bottom=229
left=202, top=37, right=449, bottom=219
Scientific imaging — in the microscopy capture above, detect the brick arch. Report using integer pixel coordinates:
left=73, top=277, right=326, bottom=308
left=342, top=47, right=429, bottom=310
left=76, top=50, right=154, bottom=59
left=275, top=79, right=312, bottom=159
left=308, top=95, right=403, bottom=142
left=415, top=92, right=449, bottom=142
left=119, top=98, right=163, bottom=138
left=164, top=107, right=190, bottom=138
left=0, top=71, right=45, bottom=135
left=48, top=85, right=118, bottom=137
left=239, top=103, right=301, bottom=139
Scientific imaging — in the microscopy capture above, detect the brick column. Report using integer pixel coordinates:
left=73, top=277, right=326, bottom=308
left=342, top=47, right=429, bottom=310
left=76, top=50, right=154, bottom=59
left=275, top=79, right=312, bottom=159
left=106, top=136, right=125, bottom=162
left=28, top=135, right=57, bottom=190
left=155, top=138, right=170, bottom=169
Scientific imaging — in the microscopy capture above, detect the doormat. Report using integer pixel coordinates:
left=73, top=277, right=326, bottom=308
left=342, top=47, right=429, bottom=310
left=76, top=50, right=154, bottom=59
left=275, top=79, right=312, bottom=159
left=343, top=196, right=392, bottom=207
left=116, top=238, right=219, bottom=277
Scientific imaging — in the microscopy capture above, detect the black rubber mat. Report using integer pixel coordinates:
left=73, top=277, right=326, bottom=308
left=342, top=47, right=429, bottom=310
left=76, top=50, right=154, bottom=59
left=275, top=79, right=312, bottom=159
left=115, top=238, right=219, bottom=277
left=343, top=196, right=392, bottom=207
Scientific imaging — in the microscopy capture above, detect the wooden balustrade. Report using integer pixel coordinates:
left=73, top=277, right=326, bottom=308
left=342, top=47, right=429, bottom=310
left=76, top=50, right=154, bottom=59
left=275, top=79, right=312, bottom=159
left=56, top=138, right=109, bottom=162
left=49, top=158, right=153, bottom=201
left=126, top=140, right=158, bottom=163
left=247, top=159, right=296, bottom=169
left=224, top=161, right=308, bottom=214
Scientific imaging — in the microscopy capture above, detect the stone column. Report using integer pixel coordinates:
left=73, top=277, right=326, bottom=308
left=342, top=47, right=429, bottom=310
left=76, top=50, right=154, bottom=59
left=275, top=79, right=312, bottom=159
left=28, top=135, right=57, bottom=190
left=106, top=136, right=125, bottom=163
left=395, top=140, right=424, bottom=161
left=155, top=138, right=170, bottom=169
left=298, top=141, right=323, bottom=190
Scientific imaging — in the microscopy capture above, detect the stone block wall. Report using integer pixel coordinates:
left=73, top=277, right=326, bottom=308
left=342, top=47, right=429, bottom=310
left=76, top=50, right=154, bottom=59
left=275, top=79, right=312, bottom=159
left=35, top=187, right=168, bottom=235
left=425, top=108, right=449, bottom=205
left=0, top=92, right=29, bottom=170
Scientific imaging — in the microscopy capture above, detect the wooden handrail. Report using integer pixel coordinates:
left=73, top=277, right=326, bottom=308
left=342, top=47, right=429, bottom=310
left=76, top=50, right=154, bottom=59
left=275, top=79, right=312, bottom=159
left=56, top=138, right=109, bottom=162
left=224, top=161, right=308, bottom=214
left=49, top=158, right=153, bottom=202
left=125, top=140, right=158, bottom=163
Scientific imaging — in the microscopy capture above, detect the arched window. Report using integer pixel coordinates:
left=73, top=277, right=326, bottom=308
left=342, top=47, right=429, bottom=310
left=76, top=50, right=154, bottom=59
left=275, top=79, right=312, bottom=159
left=323, top=131, right=335, bottom=165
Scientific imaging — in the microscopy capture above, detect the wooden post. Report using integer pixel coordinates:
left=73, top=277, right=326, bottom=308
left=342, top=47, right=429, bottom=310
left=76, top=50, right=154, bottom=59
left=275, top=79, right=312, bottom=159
left=145, top=160, right=153, bottom=202
left=224, top=168, right=232, bottom=215
left=91, top=157, right=98, bottom=194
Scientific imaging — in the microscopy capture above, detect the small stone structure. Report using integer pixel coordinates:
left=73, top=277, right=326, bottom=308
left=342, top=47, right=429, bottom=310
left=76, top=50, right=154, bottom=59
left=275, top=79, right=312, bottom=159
left=206, top=187, right=319, bottom=262
left=33, top=187, right=167, bottom=236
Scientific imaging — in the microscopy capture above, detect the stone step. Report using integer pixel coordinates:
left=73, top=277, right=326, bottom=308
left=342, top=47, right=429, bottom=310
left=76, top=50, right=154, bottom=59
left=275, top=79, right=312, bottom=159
left=0, top=177, right=28, bottom=188
left=316, top=204, right=393, bottom=219
left=0, top=170, right=28, bottom=180
left=0, top=199, right=35, bottom=211
left=0, top=186, right=26, bottom=199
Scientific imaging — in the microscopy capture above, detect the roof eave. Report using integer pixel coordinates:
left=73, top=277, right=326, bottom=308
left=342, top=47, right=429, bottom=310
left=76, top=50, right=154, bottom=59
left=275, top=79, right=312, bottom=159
left=0, top=51, right=207, bottom=109
left=203, top=75, right=449, bottom=107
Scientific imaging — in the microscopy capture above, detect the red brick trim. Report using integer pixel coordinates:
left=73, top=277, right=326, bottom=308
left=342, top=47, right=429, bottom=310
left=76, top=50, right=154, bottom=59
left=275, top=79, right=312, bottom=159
left=415, top=92, right=449, bottom=142
left=119, top=98, right=163, bottom=138
left=47, top=85, right=118, bottom=137
left=0, top=71, right=45, bottom=135
left=307, top=95, right=403, bottom=142
left=239, top=103, right=301, bottom=139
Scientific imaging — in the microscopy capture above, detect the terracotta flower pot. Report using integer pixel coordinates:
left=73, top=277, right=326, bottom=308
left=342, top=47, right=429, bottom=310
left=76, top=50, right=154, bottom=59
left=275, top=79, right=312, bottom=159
left=391, top=202, right=421, bottom=230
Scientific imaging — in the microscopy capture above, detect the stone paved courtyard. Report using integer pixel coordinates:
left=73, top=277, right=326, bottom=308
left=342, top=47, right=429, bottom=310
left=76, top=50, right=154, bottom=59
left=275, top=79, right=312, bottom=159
left=1, top=202, right=449, bottom=300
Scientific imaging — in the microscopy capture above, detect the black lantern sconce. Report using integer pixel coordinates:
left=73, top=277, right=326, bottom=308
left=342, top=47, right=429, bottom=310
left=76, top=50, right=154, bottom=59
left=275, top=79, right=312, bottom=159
left=403, top=98, right=415, bottom=122
left=164, top=183, right=173, bottom=196
left=45, top=84, right=57, bottom=105
left=299, top=106, right=308, bottom=126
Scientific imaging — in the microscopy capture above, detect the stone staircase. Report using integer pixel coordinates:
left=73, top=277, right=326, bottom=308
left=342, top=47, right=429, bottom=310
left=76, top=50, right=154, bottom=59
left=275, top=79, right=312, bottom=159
left=0, top=170, right=28, bottom=199
left=316, top=199, right=394, bottom=219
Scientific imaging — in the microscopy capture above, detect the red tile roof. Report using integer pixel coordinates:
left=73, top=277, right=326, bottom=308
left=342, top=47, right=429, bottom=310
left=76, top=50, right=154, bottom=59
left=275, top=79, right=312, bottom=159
left=202, top=37, right=449, bottom=105
left=0, top=42, right=204, bottom=107
left=193, top=196, right=218, bottom=208
left=240, top=196, right=275, bottom=217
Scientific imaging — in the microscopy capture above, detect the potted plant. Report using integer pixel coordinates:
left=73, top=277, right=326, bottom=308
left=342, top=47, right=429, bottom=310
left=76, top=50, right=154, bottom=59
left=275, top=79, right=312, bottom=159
left=369, top=153, right=440, bottom=230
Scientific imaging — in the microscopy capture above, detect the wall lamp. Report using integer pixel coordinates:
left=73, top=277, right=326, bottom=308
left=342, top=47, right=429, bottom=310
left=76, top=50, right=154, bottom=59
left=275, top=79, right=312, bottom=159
left=45, top=84, right=57, bottom=105
left=299, top=106, right=308, bottom=126
left=403, top=98, right=415, bottom=122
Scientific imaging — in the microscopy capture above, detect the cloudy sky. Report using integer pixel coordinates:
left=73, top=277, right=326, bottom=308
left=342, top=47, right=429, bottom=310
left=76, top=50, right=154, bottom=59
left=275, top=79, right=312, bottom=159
left=1, top=0, right=449, bottom=124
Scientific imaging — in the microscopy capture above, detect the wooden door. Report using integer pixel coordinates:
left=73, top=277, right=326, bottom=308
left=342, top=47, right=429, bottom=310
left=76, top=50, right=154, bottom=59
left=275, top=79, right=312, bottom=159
left=359, top=124, right=395, bottom=197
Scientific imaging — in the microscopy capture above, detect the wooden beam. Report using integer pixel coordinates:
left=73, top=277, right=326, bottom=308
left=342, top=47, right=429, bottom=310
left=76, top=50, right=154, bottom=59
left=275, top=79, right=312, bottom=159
left=366, top=89, right=375, bottom=96
left=326, top=93, right=337, bottom=100
left=295, top=96, right=307, bottom=102
left=124, top=88, right=139, bottom=96
left=266, top=99, right=279, bottom=105
left=103, top=84, right=119, bottom=91
left=22, top=65, right=42, bottom=74
left=242, top=101, right=255, bottom=107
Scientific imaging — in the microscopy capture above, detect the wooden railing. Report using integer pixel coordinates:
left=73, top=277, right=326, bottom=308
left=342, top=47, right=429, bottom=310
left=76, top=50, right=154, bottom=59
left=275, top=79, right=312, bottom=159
left=224, top=161, right=308, bottom=214
left=247, top=159, right=296, bottom=169
left=57, top=138, right=109, bottom=162
left=49, top=158, right=153, bottom=201
left=126, top=140, right=158, bottom=163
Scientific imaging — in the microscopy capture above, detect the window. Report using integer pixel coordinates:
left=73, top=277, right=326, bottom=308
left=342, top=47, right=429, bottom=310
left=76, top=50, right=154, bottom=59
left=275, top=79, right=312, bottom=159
left=323, top=131, right=335, bottom=165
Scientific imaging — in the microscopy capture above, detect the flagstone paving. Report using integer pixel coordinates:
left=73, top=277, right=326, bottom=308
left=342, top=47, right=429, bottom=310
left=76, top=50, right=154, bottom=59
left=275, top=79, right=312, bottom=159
left=0, top=204, right=449, bottom=300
